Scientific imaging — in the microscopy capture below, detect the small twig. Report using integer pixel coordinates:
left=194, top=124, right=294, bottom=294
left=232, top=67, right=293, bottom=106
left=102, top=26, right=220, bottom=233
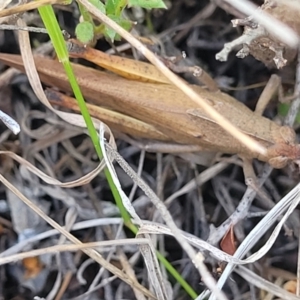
left=0, top=110, right=20, bottom=134
left=285, top=47, right=300, bottom=127
left=0, top=0, right=67, bottom=18
left=297, top=227, right=300, bottom=296
left=235, top=266, right=300, bottom=300
left=0, top=0, right=11, bottom=10
left=174, top=2, right=217, bottom=43
left=0, top=24, right=47, bottom=33
left=0, top=238, right=150, bottom=265
left=160, top=55, right=219, bottom=92
left=207, top=164, right=273, bottom=245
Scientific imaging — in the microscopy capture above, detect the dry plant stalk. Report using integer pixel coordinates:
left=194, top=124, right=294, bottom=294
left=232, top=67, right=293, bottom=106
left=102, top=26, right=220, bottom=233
left=216, top=0, right=300, bottom=68
left=0, top=43, right=299, bottom=168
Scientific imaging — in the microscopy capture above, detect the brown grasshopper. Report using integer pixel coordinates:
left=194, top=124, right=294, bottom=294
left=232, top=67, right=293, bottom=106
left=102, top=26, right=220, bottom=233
left=0, top=41, right=299, bottom=169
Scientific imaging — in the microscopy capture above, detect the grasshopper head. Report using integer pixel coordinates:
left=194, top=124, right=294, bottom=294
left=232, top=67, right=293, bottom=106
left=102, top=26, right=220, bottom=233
left=267, top=143, right=300, bottom=169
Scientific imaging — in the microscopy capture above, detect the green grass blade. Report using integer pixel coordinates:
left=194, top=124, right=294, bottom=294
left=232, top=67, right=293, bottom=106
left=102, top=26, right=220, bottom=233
left=36, top=3, right=197, bottom=298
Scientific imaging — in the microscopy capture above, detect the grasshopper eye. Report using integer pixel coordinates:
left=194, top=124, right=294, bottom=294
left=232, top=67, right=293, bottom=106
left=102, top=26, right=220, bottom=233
left=268, top=156, right=288, bottom=169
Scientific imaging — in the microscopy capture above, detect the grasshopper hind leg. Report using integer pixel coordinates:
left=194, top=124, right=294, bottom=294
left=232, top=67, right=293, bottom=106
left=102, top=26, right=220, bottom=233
left=241, top=157, right=258, bottom=185
left=254, top=74, right=281, bottom=116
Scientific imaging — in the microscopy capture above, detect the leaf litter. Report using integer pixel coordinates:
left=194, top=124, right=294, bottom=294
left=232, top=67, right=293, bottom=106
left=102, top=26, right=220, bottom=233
left=1, top=1, right=300, bottom=299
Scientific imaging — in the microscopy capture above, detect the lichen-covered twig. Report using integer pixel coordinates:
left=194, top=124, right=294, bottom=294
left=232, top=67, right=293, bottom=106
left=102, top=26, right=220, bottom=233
left=216, top=0, right=300, bottom=69
left=216, top=25, right=266, bottom=62
left=0, top=110, right=20, bottom=134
